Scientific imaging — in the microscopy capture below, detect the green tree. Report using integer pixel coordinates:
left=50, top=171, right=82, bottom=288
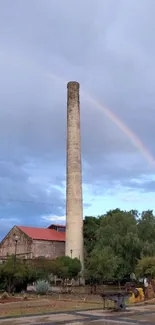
left=83, top=209, right=155, bottom=283
left=84, top=216, right=101, bottom=258
left=137, top=210, right=155, bottom=256
left=0, top=255, right=37, bottom=293
left=85, top=246, right=119, bottom=283
left=68, top=257, right=81, bottom=279
left=31, top=258, right=55, bottom=280
left=52, top=256, right=81, bottom=280
left=94, top=209, right=141, bottom=275
left=136, top=256, right=155, bottom=278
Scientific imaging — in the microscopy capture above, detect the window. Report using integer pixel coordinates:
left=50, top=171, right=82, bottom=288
left=57, top=227, right=65, bottom=232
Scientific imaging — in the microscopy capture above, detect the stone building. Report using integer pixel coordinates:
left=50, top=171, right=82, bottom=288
left=0, top=224, right=65, bottom=260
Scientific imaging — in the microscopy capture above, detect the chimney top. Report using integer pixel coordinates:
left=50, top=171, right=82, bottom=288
left=67, top=81, right=80, bottom=89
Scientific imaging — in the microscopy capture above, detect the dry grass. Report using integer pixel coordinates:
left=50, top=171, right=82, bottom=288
left=0, top=297, right=102, bottom=317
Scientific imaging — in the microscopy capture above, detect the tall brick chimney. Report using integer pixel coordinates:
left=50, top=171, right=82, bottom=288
left=65, top=81, right=84, bottom=267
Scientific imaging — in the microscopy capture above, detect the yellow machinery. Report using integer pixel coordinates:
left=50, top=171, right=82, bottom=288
left=128, top=287, right=144, bottom=303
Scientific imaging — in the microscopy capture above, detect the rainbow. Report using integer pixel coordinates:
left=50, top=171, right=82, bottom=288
left=47, top=73, right=155, bottom=166
left=82, top=92, right=155, bottom=166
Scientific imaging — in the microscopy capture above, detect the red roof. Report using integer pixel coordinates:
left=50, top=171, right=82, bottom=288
left=17, top=226, right=65, bottom=242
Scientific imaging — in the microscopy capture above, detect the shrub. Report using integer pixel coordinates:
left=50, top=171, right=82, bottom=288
left=23, top=293, right=28, bottom=300
left=36, top=280, right=49, bottom=295
left=1, top=291, right=9, bottom=299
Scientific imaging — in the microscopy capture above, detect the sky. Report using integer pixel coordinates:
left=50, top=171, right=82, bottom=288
left=0, top=0, right=155, bottom=239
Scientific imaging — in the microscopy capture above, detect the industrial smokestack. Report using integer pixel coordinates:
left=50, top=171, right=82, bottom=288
left=65, top=81, right=84, bottom=266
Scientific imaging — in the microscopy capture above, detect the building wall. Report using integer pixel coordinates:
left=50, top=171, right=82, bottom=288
left=0, top=226, right=33, bottom=259
left=32, top=239, right=65, bottom=259
left=0, top=227, right=65, bottom=260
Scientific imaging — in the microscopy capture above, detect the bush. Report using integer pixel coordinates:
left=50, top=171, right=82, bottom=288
left=0, top=256, right=38, bottom=294
left=23, top=293, right=28, bottom=300
left=1, top=291, right=9, bottom=299
left=36, top=280, right=49, bottom=295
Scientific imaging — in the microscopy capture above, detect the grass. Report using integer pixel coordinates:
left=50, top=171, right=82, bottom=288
left=0, top=292, right=135, bottom=318
left=0, top=299, right=103, bottom=318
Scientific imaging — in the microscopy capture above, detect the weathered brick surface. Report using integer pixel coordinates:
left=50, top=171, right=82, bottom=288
left=32, top=239, right=65, bottom=258
left=66, top=81, right=84, bottom=264
left=0, top=226, right=32, bottom=259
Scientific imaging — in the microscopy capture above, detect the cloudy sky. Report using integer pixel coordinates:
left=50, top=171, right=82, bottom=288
left=0, top=0, right=155, bottom=239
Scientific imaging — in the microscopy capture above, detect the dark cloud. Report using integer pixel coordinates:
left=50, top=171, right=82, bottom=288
left=0, top=0, right=155, bottom=239
left=122, top=179, right=155, bottom=193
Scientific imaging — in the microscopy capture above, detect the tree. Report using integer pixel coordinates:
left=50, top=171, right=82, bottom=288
left=137, top=210, right=155, bottom=257
left=136, top=257, right=155, bottom=278
left=84, top=216, right=101, bottom=258
left=85, top=246, right=120, bottom=283
left=0, top=255, right=37, bottom=293
left=84, top=209, right=155, bottom=283
left=68, top=257, right=81, bottom=279
left=52, top=256, right=81, bottom=280
left=95, top=209, right=141, bottom=275
left=31, top=258, right=55, bottom=280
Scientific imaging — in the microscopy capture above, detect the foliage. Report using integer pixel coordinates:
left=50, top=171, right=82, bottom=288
left=30, top=258, right=54, bottom=281
left=31, top=256, right=81, bottom=281
left=84, top=216, right=101, bottom=257
left=0, top=255, right=81, bottom=293
left=1, top=292, right=9, bottom=299
left=52, top=256, right=81, bottom=279
left=36, top=280, right=49, bottom=295
left=0, top=255, right=37, bottom=293
left=68, top=257, right=81, bottom=278
left=137, top=210, right=155, bottom=257
left=23, top=293, right=28, bottom=300
left=85, top=246, right=120, bottom=283
left=136, top=257, right=155, bottom=277
left=84, top=209, right=155, bottom=282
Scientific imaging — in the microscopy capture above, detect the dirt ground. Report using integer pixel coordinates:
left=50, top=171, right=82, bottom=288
left=0, top=298, right=23, bottom=304
left=1, top=305, right=155, bottom=325
left=2, top=293, right=155, bottom=319
left=0, top=293, right=103, bottom=303
left=0, top=294, right=103, bottom=317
